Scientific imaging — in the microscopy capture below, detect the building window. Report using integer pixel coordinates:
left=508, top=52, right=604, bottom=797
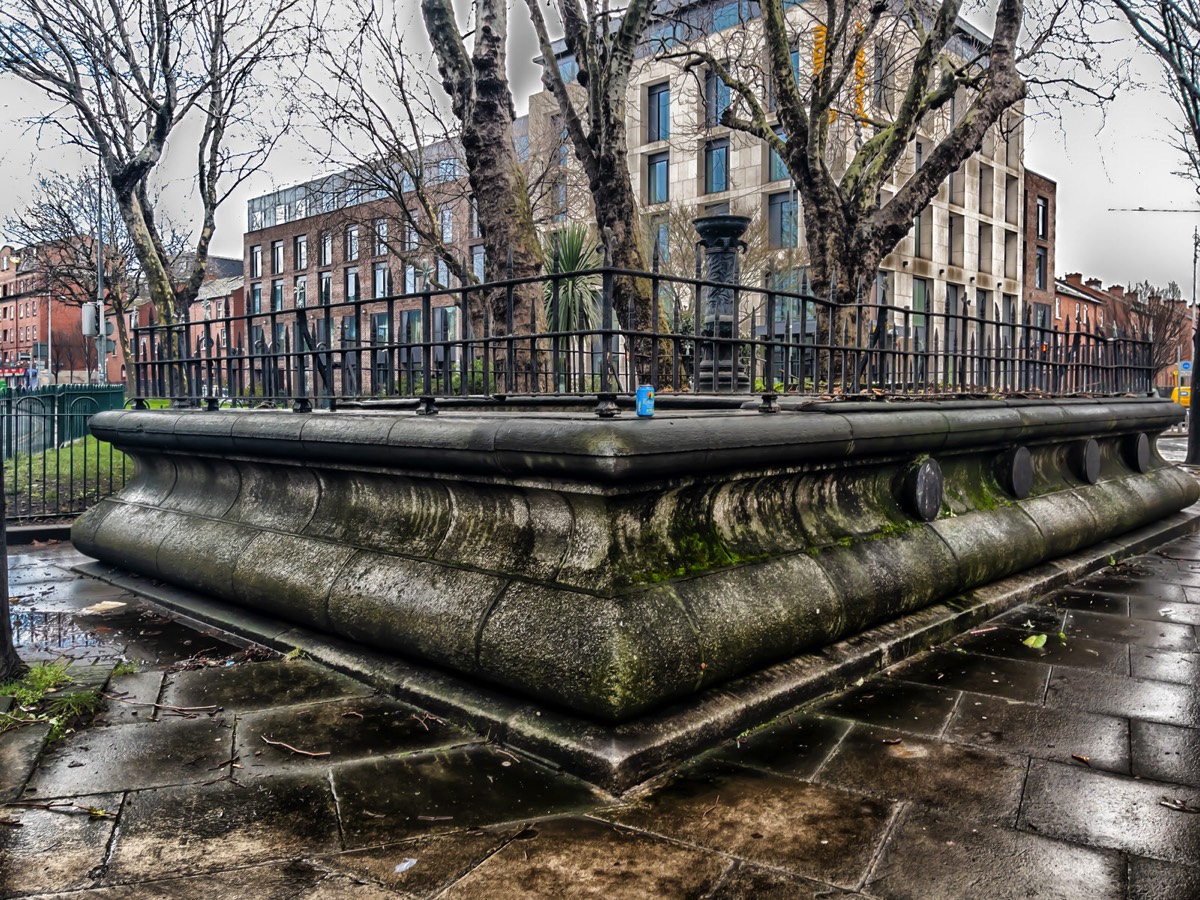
left=704, top=69, right=730, bottom=128
left=436, top=259, right=450, bottom=287
left=373, top=262, right=392, bottom=298
left=471, top=245, right=485, bottom=282
left=768, top=193, right=798, bottom=248
left=270, top=279, right=284, bottom=311
left=345, top=268, right=359, bottom=303
left=374, top=218, right=388, bottom=256
left=704, top=139, right=729, bottom=194
left=250, top=283, right=262, bottom=314
left=648, top=82, right=670, bottom=142
left=768, top=130, right=789, bottom=182
left=1036, top=196, right=1048, bottom=240
left=319, top=271, right=331, bottom=306
left=914, top=141, right=923, bottom=170
left=439, top=207, right=453, bottom=243
left=647, top=152, right=669, bottom=204
left=469, top=199, right=481, bottom=239
left=1035, top=247, right=1048, bottom=290
left=318, top=232, right=332, bottom=267
left=271, top=240, right=284, bottom=274
left=1054, top=295, right=1061, bottom=319
left=294, top=275, right=307, bottom=307
left=250, top=245, right=262, bottom=278
left=294, top=235, right=307, bottom=270
left=649, top=215, right=669, bottom=264
left=345, top=225, right=359, bottom=261
left=405, top=263, right=418, bottom=294
left=403, top=221, right=417, bottom=252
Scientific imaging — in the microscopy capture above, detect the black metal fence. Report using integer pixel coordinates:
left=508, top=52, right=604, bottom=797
left=1, top=386, right=128, bottom=521
left=131, top=264, right=1155, bottom=415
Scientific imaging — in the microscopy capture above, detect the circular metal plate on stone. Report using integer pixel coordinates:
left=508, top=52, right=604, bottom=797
left=903, top=458, right=943, bottom=522
left=1123, top=432, right=1151, bottom=473
left=1072, top=439, right=1102, bottom=485
left=999, top=446, right=1034, bottom=500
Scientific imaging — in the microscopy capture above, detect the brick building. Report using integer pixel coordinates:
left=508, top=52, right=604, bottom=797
left=1022, top=170, right=1055, bottom=329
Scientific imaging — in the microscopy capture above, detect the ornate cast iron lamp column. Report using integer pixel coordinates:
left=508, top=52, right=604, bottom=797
left=694, top=214, right=751, bottom=392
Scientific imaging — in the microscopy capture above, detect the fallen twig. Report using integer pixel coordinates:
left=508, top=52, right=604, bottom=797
left=260, top=735, right=330, bottom=757
left=1160, top=797, right=1200, bottom=814
left=101, top=694, right=218, bottom=714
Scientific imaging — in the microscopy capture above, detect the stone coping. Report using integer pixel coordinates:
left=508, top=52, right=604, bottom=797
left=90, top=397, right=1180, bottom=487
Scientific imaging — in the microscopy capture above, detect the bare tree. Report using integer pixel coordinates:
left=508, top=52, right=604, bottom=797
left=1126, top=279, right=1191, bottom=382
left=524, top=0, right=660, bottom=338
left=307, top=4, right=476, bottom=296
left=1115, top=1, right=1200, bottom=190
left=5, top=174, right=186, bottom=393
left=0, top=0, right=310, bottom=327
left=670, top=0, right=1117, bottom=307
left=421, top=0, right=545, bottom=345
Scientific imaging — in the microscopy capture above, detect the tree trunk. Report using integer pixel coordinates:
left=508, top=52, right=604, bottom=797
left=0, top=497, right=24, bottom=684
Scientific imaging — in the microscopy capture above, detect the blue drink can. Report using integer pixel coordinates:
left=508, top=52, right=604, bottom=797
left=636, top=385, right=655, bottom=417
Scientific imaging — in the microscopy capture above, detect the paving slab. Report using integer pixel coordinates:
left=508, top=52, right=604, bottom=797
left=599, top=761, right=896, bottom=890
left=1063, top=609, right=1198, bottom=651
left=1044, top=667, right=1200, bottom=727
left=159, top=659, right=372, bottom=713
left=103, top=772, right=342, bottom=882
left=712, top=713, right=850, bottom=778
left=1131, top=719, right=1200, bottom=788
left=1129, top=646, right=1200, bottom=684
left=1127, top=594, right=1200, bottom=624
left=26, top=714, right=233, bottom=798
left=96, top=671, right=166, bottom=725
left=951, top=624, right=1128, bottom=674
left=703, top=862, right=847, bottom=899
left=991, top=603, right=1066, bottom=631
left=890, top=648, right=1050, bottom=703
left=816, top=723, right=1028, bottom=826
left=0, top=792, right=121, bottom=897
left=811, top=679, right=959, bottom=737
left=1018, top=759, right=1200, bottom=866
left=1128, top=856, right=1200, bottom=900
left=330, top=745, right=607, bottom=849
left=441, top=817, right=729, bottom=899
left=1076, top=572, right=1188, bottom=602
left=943, top=693, right=1130, bottom=775
left=235, top=695, right=473, bottom=774
left=1046, top=588, right=1130, bottom=616
left=0, top=722, right=49, bottom=802
left=864, top=806, right=1123, bottom=900
left=8, top=564, right=77, bottom=586
left=19, top=859, right=390, bottom=898
left=313, top=828, right=520, bottom=897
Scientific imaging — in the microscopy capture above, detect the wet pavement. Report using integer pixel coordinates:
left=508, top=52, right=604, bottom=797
left=2, top=533, right=1200, bottom=898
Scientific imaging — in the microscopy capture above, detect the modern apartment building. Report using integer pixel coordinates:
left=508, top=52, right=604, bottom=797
left=529, top=1, right=1032, bottom=333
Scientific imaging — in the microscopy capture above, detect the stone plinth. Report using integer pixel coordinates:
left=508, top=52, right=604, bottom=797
left=74, top=398, right=1197, bottom=726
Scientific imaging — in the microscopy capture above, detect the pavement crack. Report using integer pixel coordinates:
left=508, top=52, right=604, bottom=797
left=326, top=768, right=346, bottom=852
left=89, top=790, right=129, bottom=886
left=855, top=799, right=905, bottom=892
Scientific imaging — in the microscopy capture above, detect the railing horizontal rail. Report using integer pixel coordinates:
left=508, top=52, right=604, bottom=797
left=132, top=265, right=1156, bottom=416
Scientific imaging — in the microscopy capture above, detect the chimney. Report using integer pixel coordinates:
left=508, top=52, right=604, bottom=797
left=1085, top=278, right=1102, bottom=289
left=1065, top=273, right=1083, bottom=285
left=1107, top=285, right=1125, bottom=299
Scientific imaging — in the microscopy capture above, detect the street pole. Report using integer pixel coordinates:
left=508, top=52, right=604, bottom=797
left=95, top=159, right=105, bottom=386
left=1187, top=227, right=1200, bottom=463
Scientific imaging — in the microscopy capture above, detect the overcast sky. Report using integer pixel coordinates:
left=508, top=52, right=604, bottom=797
left=1, top=3, right=1198, bottom=296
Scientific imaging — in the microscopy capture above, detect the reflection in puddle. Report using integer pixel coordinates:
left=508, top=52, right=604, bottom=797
left=10, top=610, right=111, bottom=656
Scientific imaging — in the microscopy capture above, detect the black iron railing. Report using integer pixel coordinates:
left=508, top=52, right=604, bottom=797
left=1, top=386, right=128, bottom=521
left=131, top=265, right=1155, bottom=415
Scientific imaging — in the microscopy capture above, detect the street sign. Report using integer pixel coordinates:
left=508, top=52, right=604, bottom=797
left=1182, top=361, right=1193, bottom=373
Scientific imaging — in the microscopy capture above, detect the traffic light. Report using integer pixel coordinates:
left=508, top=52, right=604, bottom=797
left=81, top=302, right=101, bottom=336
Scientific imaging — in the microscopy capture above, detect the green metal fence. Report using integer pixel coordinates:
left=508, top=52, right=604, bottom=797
left=1, top=386, right=128, bottom=521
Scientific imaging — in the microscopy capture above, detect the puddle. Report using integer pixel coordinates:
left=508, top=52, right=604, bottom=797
left=10, top=609, right=112, bottom=660
left=9, top=605, right=245, bottom=669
